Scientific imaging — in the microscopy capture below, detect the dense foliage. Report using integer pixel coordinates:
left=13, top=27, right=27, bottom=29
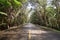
left=0, top=0, right=60, bottom=31
left=0, top=0, right=27, bottom=30
left=30, top=0, right=60, bottom=30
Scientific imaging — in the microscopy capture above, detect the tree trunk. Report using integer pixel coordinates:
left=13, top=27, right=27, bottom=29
left=43, top=7, right=48, bottom=26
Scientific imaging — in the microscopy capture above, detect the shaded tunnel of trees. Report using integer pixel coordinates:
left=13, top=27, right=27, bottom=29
left=0, top=0, right=60, bottom=31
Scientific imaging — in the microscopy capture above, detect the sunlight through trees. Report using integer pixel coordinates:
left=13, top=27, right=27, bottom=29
left=0, top=0, right=60, bottom=31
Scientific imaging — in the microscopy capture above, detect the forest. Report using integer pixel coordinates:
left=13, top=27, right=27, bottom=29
left=0, top=0, right=60, bottom=31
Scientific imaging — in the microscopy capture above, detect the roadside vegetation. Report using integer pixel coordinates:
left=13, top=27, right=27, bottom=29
left=30, top=0, right=60, bottom=31
left=0, top=0, right=60, bottom=31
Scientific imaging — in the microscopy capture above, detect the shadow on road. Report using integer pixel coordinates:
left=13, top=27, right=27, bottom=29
left=0, top=23, right=60, bottom=40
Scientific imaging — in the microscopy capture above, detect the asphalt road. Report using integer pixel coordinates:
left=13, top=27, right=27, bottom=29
left=0, top=23, right=60, bottom=40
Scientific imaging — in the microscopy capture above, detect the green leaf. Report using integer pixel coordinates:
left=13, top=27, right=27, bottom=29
left=0, top=0, right=11, bottom=7
left=0, top=12, right=8, bottom=16
left=12, top=0, right=22, bottom=9
left=13, top=0, right=22, bottom=6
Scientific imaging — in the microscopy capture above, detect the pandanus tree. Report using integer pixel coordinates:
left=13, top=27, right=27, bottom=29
left=0, top=12, right=8, bottom=30
left=52, top=0, right=60, bottom=28
left=0, top=0, right=27, bottom=29
left=36, top=0, right=48, bottom=26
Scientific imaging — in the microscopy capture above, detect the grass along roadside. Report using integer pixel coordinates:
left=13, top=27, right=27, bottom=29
left=40, top=26, right=60, bottom=33
left=36, top=24, right=60, bottom=33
